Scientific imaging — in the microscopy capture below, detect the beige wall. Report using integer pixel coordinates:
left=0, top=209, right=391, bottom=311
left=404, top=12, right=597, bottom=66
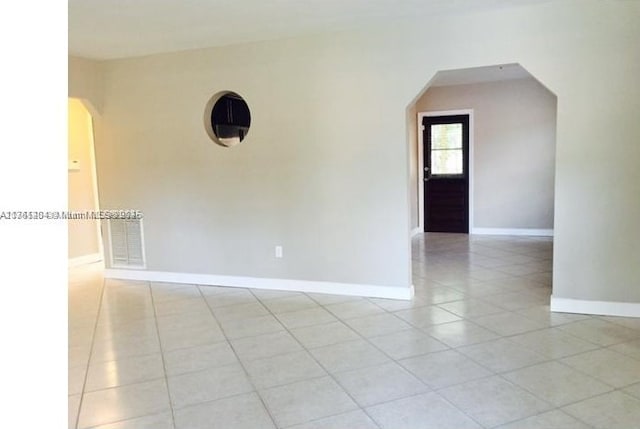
left=69, top=56, right=104, bottom=114
left=86, top=0, right=639, bottom=302
left=95, top=38, right=412, bottom=288
left=68, top=99, right=101, bottom=259
left=413, top=78, right=557, bottom=231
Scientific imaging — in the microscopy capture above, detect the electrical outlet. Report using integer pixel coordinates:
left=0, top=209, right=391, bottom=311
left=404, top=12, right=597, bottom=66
left=275, top=246, right=283, bottom=258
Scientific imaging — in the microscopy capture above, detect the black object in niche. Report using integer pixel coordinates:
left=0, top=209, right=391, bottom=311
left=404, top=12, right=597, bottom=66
left=204, top=91, right=251, bottom=147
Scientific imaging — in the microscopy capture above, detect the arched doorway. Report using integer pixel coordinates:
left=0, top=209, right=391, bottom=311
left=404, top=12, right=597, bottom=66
left=68, top=98, right=103, bottom=266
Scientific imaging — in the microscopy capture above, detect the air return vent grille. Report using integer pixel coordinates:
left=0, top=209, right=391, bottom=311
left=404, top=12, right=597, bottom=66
left=108, top=218, right=146, bottom=268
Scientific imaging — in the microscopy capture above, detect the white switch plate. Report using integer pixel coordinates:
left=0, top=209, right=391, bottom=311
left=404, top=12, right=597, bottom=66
left=275, top=246, right=283, bottom=258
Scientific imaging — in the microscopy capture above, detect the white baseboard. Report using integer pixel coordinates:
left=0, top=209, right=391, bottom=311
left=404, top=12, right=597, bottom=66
left=104, top=269, right=415, bottom=301
left=69, top=253, right=103, bottom=267
left=472, top=228, right=554, bottom=237
left=551, top=296, right=640, bottom=318
left=411, top=227, right=422, bottom=237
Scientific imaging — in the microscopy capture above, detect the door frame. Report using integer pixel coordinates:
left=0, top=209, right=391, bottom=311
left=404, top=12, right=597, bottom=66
left=417, top=109, right=474, bottom=233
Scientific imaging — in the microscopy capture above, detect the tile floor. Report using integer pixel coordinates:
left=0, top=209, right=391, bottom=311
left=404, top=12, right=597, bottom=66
left=68, top=233, right=640, bottom=429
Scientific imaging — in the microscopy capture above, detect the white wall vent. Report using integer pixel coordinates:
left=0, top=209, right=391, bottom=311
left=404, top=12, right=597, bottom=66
left=108, top=218, right=146, bottom=268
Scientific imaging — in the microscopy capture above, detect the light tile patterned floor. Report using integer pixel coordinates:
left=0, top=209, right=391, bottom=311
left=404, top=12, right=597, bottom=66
left=68, top=233, right=640, bottom=428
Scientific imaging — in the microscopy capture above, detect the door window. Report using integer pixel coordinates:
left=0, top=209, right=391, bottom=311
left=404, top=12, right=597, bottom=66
left=430, top=123, right=463, bottom=175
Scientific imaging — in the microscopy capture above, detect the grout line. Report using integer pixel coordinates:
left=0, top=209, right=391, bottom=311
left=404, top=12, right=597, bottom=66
left=496, top=365, right=617, bottom=406
left=428, top=386, right=493, bottom=428
left=276, top=409, right=379, bottom=429
left=77, top=281, right=176, bottom=427
left=197, top=285, right=282, bottom=429
left=306, top=288, right=504, bottom=427
left=250, top=288, right=521, bottom=428
left=72, top=269, right=108, bottom=429
left=333, top=293, right=494, bottom=427
left=493, top=387, right=632, bottom=429
left=148, top=283, right=178, bottom=429
left=246, top=288, right=385, bottom=429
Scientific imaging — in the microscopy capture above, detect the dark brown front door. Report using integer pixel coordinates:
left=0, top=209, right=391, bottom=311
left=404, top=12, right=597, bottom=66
left=423, top=115, right=469, bottom=233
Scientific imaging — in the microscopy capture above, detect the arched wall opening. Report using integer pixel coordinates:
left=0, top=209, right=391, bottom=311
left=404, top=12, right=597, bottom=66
left=68, top=98, right=103, bottom=266
left=409, top=64, right=558, bottom=235
left=407, top=63, right=558, bottom=297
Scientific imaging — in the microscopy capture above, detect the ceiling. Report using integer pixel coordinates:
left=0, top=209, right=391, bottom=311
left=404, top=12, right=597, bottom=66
left=430, top=64, right=533, bottom=87
left=69, top=0, right=551, bottom=60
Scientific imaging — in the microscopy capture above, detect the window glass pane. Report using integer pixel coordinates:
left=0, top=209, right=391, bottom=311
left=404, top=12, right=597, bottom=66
left=431, top=123, right=462, bottom=149
left=432, top=149, right=463, bottom=175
